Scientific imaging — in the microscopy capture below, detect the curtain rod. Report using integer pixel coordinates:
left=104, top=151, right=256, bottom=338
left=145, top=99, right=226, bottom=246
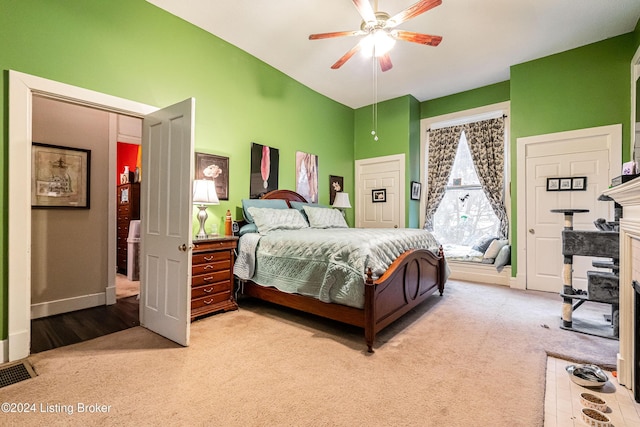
left=427, top=114, right=508, bottom=132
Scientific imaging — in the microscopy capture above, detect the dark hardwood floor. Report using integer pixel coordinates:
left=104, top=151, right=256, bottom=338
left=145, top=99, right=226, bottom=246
left=30, top=296, right=140, bottom=354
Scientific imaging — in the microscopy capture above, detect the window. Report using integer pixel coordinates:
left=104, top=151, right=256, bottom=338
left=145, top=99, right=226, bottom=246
left=432, top=131, right=500, bottom=246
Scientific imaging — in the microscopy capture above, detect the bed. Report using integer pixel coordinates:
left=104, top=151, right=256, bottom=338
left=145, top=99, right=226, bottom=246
left=234, top=189, right=447, bottom=352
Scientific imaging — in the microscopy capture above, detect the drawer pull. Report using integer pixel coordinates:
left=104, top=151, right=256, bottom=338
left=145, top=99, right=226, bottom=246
left=203, top=287, right=213, bottom=293
left=203, top=276, right=214, bottom=282
left=203, top=256, right=214, bottom=261
left=203, top=265, right=214, bottom=270
left=203, top=299, right=213, bottom=305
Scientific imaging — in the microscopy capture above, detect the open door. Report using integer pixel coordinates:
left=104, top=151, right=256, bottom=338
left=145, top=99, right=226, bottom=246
left=140, top=98, right=195, bottom=346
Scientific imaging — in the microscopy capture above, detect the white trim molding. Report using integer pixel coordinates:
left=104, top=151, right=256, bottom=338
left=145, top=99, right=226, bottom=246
left=6, top=70, right=157, bottom=363
left=31, top=292, right=107, bottom=319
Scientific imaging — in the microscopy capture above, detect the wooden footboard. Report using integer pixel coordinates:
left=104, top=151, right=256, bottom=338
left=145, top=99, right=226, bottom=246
left=239, top=247, right=446, bottom=353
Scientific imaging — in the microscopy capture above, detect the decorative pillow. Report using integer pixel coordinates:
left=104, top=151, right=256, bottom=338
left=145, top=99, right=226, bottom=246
left=238, top=223, right=258, bottom=236
left=302, top=206, right=348, bottom=229
left=495, top=245, right=511, bottom=273
left=290, top=201, right=326, bottom=223
left=483, top=239, right=508, bottom=260
left=241, top=199, right=289, bottom=223
left=472, top=236, right=498, bottom=253
left=246, top=207, right=309, bottom=235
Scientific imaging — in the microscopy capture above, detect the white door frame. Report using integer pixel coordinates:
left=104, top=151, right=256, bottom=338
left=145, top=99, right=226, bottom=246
left=516, top=124, right=622, bottom=290
left=6, top=70, right=157, bottom=362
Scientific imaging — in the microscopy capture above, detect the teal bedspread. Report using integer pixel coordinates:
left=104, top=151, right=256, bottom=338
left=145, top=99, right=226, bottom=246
left=236, top=228, right=442, bottom=309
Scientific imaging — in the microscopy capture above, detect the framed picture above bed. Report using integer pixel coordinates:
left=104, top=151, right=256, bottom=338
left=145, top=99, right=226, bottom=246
left=250, top=143, right=279, bottom=199
left=329, top=175, right=343, bottom=205
left=195, top=152, right=229, bottom=200
left=295, top=151, right=318, bottom=203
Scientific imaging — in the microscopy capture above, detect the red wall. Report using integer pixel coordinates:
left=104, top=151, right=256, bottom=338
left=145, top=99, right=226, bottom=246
left=117, top=142, right=139, bottom=185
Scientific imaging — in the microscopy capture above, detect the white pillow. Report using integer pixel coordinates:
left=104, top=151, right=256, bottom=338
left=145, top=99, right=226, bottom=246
left=302, top=206, right=348, bottom=229
left=246, top=207, right=309, bottom=235
left=483, top=239, right=508, bottom=260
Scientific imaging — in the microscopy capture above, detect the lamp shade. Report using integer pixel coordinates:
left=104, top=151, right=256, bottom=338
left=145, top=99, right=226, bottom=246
left=332, top=192, right=351, bottom=209
left=192, top=180, right=219, bottom=205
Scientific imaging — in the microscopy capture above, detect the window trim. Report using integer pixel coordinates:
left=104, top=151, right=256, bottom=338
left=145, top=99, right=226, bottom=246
left=419, top=101, right=511, bottom=233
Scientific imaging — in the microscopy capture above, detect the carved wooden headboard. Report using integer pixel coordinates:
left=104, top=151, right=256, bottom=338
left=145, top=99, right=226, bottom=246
left=260, top=189, right=308, bottom=207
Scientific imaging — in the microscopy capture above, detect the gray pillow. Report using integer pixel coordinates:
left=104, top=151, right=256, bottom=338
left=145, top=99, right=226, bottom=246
left=241, top=199, right=289, bottom=223
left=495, top=245, right=511, bottom=273
left=238, top=223, right=258, bottom=236
left=472, top=236, right=497, bottom=253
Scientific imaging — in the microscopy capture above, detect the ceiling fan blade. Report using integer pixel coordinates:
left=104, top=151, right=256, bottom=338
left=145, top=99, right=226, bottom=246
left=309, top=30, right=363, bottom=40
left=331, top=42, right=362, bottom=70
left=352, top=0, right=376, bottom=23
left=387, top=0, right=442, bottom=27
left=379, top=54, right=393, bottom=72
left=394, top=30, right=442, bottom=46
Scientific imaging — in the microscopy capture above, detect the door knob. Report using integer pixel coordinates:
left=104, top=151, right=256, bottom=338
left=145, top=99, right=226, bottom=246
left=529, top=229, right=535, bottom=234
left=394, top=225, right=398, bottom=229
left=178, top=244, right=187, bottom=251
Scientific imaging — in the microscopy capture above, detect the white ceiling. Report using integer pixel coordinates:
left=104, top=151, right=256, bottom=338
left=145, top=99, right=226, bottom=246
left=147, top=0, right=640, bottom=109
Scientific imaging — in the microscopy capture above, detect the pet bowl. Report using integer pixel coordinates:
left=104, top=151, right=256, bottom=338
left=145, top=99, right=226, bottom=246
left=580, top=392, right=608, bottom=412
left=580, top=407, right=611, bottom=427
left=566, top=364, right=608, bottom=388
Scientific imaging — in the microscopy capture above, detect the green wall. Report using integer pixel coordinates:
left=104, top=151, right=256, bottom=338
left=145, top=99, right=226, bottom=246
left=354, top=95, right=422, bottom=226
left=420, top=81, right=511, bottom=119
left=0, top=0, right=354, bottom=339
left=510, top=33, right=636, bottom=275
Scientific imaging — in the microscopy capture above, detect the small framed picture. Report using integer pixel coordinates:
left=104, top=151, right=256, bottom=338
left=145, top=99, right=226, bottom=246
left=372, top=188, right=386, bottom=203
left=195, top=152, right=229, bottom=200
left=546, top=178, right=560, bottom=191
left=560, top=178, right=572, bottom=190
left=411, top=181, right=422, bottom=200
left=572, top=177, right=587, bottom=191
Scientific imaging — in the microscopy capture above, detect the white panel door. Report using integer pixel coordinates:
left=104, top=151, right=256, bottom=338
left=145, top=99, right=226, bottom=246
left=355, top=154, right=405, bottom=228
left=140, top=98, right=194, bottom=346
left=526, top=148, right=611, bottom=293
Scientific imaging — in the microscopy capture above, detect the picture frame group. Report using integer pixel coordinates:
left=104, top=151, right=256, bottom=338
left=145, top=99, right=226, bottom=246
left=546, top=176, right=587, bottom=192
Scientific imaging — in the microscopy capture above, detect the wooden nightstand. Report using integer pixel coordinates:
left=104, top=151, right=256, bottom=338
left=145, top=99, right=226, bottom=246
left=191, top=236, right=238, bottom=321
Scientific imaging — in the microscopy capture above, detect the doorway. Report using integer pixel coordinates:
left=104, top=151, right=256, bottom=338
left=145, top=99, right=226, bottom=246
left=355, top=154, right=405, bottom=228
left=28, top=95, right=143, bottom=353
left=7, top=71, right=159, bottom=362
left=516, top=124, right=622, bottom=291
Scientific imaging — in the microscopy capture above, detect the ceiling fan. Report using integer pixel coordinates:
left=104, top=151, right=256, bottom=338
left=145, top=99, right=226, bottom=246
left=309, top=0, right=443, bottom=72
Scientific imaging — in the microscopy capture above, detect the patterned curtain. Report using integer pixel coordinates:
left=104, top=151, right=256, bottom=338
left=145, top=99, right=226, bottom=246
left=463, top=117, right=509, bottom=238
left=423, top=125, right=463, bottom=231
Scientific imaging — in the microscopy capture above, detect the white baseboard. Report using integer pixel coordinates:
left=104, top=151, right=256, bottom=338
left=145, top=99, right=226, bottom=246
left=447, top=261, right=512, bottom=287
left=106, top=285, right=116, bottom=305
left=31, top=292, right=106, bottom=319
left=0, top=338, right=6, bottom=363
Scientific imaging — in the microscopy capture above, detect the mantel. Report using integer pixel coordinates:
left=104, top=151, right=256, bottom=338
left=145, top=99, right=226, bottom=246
left=602, top=177, right=640, bottom=206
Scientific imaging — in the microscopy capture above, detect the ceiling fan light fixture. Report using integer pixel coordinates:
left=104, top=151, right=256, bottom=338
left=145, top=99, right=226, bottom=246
left=361, top=30, right=396, bottom=58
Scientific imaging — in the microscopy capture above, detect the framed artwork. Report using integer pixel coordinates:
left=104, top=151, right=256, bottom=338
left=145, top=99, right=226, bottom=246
left=546, top=178, right=560, bottom=191
left=572, top=177, right=587, bottom=191
left=250, top=142, right=279, bottom=199
left=195, top=152, right=229, bottom=200
left=372, top=188, right=386, bottom=203
left=411, top=181, right=422, bottom=200
left=329, top=175, right=344, bottom=205
left=560, top=178, right=572, bottom=190
left=31, top=143, right=90, bottom=209
left=295, top=151, right=318, bottom=203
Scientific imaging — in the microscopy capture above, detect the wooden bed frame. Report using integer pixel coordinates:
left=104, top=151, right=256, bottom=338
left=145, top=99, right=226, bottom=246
left=237, top=189, right=446, bottom=352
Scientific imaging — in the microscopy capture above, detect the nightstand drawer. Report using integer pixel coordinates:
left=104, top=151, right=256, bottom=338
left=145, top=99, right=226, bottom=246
left=192, top=270, right=230, bottom=287
left=192, top=259, right=230, bottom=276
left=191, top=291, right=232, bottom=310
left=191, top=281, right=230, bottom=299
left=192, top=250, right=230, bottom=265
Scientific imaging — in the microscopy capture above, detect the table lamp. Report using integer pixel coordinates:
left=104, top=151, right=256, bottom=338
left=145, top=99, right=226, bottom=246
left=332, top=192, right=351, bottom=217
left=193, top=179, right=219, bottom=239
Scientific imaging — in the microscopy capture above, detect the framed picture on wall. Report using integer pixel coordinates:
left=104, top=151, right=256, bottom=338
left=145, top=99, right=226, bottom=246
left=411, top=181, right=422, bottom=200
left=546, top=178, right=560, bottom=191
left=329, top=175, right=344, bottom=205
left=250, top=143, right=279, bottom=199
left=31, top=142, right=91, bottom=209
left=195, top=152, right=229, bottom=200
left=372, top=188, right=386, bottom=203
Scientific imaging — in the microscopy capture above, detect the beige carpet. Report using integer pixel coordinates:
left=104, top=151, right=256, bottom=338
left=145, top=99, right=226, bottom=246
left=3, top=280, right=617, bottom=426
left=115, top=274, right=139, bottom=299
